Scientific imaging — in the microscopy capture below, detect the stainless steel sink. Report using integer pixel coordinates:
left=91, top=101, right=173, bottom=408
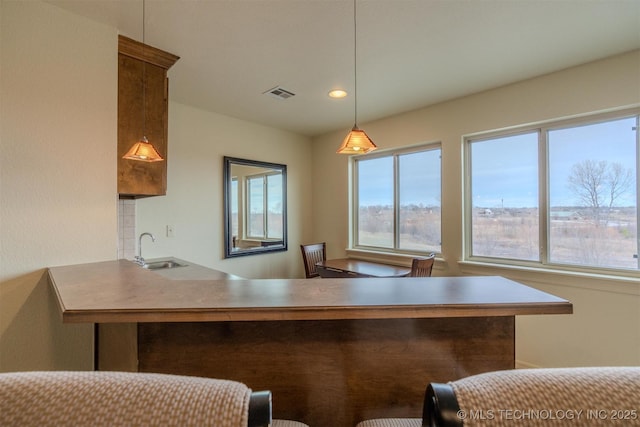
left=143, top=260, right=187, bottom=270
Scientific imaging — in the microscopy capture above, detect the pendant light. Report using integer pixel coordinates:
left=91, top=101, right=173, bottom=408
left=123, top=0, right=164, bottom=162
left=337, top=0, right=377, bottom=155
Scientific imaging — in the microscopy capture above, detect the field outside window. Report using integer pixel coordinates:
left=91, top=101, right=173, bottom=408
left=353, top=145, right=442, bottom=255
left=467, top=111, right=639, bottom=273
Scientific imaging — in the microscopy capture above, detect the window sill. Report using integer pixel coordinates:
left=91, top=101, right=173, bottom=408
left=345, top=249, right=639, bottom=295
left=459, top=260, right=640, bottom=296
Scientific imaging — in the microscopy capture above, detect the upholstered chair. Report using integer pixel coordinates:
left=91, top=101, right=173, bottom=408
left=0, top=371, right=308, bottom=427
left=356, top=367, right=640, bottom=427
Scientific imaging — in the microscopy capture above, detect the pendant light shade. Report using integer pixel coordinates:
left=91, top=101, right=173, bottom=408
left=123, top=136, right=164, bottom=162
left=337, top=0, right=376, bottom=155
left=336, top=125, right=377, bottom=154
left=123, top=0, right=165, bottom=163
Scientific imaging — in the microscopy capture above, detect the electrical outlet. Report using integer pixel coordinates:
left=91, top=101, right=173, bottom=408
left=166, top=225, right=175, bottom=238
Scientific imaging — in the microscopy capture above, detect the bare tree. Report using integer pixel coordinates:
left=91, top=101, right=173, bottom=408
left=607, top=162, right=634, bottom=210
left=567, top=160, right=633, bottom=225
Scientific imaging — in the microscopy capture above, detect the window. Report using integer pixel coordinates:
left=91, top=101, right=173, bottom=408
left=246, top=172, right=283, bottom=240
left=231, top=178, right=239, bottom=237
left=353, top=145, right=441, bottom=255
left=466, top=110, right=639, bottom=273
left=468, top=131, right=540, bottom=261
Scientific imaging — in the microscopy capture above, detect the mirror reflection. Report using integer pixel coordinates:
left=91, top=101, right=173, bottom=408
left=223, top=156, right=287, bottom=258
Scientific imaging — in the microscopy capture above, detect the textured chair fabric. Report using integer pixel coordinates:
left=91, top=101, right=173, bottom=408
left=356, top=367, right=640, bottom=427
left=450, top=367, right=640, bottom=426
left=0, top=371, right=251, bottom=427
left=356, top=418, right=422, bottom=427
left=272, top=420, right=311, bottom=427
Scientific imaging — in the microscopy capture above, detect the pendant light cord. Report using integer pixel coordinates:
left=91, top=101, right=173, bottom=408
left=142, top=0, right=147, bottom=138
left=353, top=0, right=358, bottom=128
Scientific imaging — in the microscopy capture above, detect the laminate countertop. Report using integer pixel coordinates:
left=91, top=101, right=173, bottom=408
left=48, top=258, right=572, bottom=323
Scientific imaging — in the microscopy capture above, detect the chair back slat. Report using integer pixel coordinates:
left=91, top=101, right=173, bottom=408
left=300, top=242, right=326, bottom=278
left=409, top=253, right=436, bottom=277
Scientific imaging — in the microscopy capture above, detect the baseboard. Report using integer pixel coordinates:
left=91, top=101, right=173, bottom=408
left=515, top=359, right=541, bottom=369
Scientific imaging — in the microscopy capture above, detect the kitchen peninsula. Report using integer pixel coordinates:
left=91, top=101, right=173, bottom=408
left=49, top=258, right=572, bottom=427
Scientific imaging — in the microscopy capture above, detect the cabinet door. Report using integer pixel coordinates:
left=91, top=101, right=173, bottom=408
left=118, top=53, right=168, bottom=197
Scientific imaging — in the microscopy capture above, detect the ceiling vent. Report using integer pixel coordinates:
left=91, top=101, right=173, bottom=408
left=264, top=86, right=295, bottom=100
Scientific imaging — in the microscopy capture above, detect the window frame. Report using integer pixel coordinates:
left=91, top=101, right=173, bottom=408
left=463, top=107, right=640, bottom=277
left=245, top=170, right=282, bottom=241
left=350, top=142, right=442, bottom=256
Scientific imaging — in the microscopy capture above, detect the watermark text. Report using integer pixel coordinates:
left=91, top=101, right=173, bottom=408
left=456, top=408, right=638, bottom=422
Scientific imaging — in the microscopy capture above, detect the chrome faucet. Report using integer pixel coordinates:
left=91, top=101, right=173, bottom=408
left=135, top=232, right=156, bottom=265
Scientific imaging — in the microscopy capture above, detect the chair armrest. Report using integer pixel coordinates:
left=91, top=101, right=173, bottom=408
left=249, top=390, right=272, bottom=427
left=423, top=383, right=462, bottom=427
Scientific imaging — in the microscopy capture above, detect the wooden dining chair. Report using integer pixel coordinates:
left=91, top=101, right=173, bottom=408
left=300, top=242, right=326, bottom=278
left=409, top=253, right=436, bottom=277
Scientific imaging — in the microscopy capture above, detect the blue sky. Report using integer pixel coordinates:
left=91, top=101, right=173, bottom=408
left=358, top=148, right=442, bottom=207
left=358, top=116, right=637, bottom=209
left=547, top=117, right=636, bottom=207
left=473, top=116, right=637, bottom=208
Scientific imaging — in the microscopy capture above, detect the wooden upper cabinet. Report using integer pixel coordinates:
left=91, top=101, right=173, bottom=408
left=118, top=35, right=179, bottom=198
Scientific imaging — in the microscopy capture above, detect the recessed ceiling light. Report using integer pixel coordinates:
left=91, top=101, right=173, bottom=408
left=328, top=89, right=348, bottom=99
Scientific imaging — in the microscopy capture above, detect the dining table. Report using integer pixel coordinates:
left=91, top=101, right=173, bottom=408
left=316, top=258, right=411, bottom=278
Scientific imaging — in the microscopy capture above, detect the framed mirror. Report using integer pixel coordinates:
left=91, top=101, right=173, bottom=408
left=223, top=156, right=287, bottom=258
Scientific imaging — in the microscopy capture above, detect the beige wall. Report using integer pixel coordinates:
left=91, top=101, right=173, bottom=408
left=0, top=0, right=312, bottom=373
left=311, top=50, right=640, bottom=368
left=135, top=101, right=313, bottom=279
left=0, top=1, right=118, bottom=371
left=1, top=0, right=637, bottom=372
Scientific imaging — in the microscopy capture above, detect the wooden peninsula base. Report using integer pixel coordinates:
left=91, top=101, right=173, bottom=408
left=99, top=317, right=514, bottom=427
left=49, top=259, right=572, bottom=427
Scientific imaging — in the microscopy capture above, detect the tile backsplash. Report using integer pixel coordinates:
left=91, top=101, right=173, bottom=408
left=118, top=199, right=136, bottom=260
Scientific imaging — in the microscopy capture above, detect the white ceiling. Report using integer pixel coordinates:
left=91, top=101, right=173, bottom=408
left=46, top=0, right=640, bottom=137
